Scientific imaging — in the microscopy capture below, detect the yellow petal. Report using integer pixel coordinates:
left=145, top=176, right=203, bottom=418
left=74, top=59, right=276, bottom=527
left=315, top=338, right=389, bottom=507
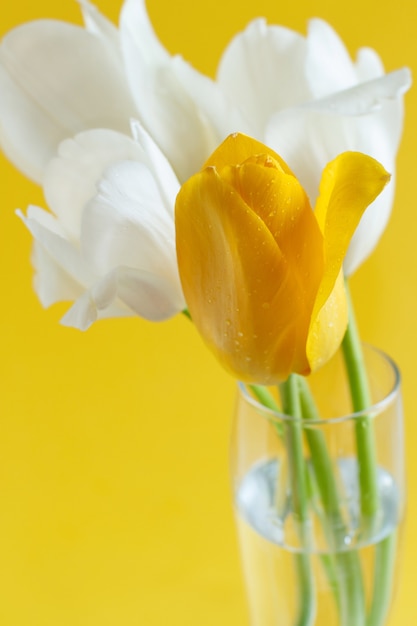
left=307, top=151, right=390, bottom=369
left=222, top=158, right=324, bottom=314
left=175, top=166, right=309, bottom=383
left=203, top=132, right=294, bottom=176
left=306, top=269, right=348, bottom=371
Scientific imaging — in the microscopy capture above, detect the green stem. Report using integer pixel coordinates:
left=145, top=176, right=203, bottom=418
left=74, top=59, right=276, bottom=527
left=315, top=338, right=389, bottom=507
left=279, top=376, right=309, bottom=527
left=366, top=532, right=397, bottom=626
left=342, top=280, right=397, bottom=626
left=298, top=376, right=365, bottom=626
left=279, top=375, right=316, bottom=626
left=341, top=282, right=379, bottom=522
left=248, top=384, right=284, bottom=437
left=248, top=384, right=280, bottom=412
left=298, top=378, right=344, bottom=527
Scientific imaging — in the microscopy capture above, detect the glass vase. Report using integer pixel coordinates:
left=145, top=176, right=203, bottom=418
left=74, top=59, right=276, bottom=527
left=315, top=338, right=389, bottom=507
left=230, top=344, right=405, bottom=626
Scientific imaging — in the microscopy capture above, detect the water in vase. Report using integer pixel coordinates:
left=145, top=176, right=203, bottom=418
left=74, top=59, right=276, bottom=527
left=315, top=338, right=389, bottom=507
left=235, top=459, right=401, bottom=626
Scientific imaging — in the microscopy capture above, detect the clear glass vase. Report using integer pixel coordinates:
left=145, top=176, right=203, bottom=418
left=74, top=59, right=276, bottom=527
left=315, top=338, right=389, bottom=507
left=230, top=344, right=405, bottom=626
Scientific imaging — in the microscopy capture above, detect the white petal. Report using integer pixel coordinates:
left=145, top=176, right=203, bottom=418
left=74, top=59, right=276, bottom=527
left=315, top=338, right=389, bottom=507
left=300, top=69, right=412, bottom=116
left=78, top=0, right=119, bottom=45
left=217, top=18, right=310, bottom=136
left=17, top=207, right=90, bottom=307
left=30, top=242, right=85, bottom=307
left=0, top=20, right=137, bottom=181
left=306, top=19, right=358, bottom=97
left=61, top=266, right=183, bottom=330
left=0, top=64, right=64, bottom=182
left=60, top=291, right=103, bottom=330
left=170, top=57, right=249, bottom=143
left=82, top=161, right=173, bottom=271
left=120, top=0, right=217, bottom=181
left=25, top=204, right=68, bottom=238
left=91, top=267, right=184, bottom=319
left=130, top=120, right=180, bottom=212
left=266, top=101, right=405, bottom=273
left=44, top=129, right=145, bottom=240
left=119, top=0, right=169, bottom=66
left=81, top=160, right=185, bottom=304
left=268, top=103, right=402, bottom=196
left=355, top=47, right=385, bottom=81
left=60, top=289, right=133, bottom=331
left=18, top=207, right=95, bottom=288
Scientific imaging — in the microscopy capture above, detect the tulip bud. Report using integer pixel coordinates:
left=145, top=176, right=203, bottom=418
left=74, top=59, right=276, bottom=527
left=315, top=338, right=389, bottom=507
left=175, top=133, right=390, bottom=384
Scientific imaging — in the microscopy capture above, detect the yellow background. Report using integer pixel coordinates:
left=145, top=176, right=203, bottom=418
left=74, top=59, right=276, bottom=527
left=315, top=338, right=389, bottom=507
left=0, top=0, right=416, bottom=624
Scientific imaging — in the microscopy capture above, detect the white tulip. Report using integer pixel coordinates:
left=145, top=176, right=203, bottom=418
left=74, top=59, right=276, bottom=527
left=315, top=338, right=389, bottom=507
left=216, top=18, right=411, bottom=274
left=18, top=124, right=185, bottom=329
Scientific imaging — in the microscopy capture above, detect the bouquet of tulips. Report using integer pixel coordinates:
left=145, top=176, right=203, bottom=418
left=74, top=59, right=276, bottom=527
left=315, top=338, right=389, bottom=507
left=0, top=1, right=411, bottom=624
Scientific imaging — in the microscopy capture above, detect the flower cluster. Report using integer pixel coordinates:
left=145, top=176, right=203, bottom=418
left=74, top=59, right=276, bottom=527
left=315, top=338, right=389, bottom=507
left=0, top=0, right=411, bottom=377
left=1, top=8, right=410, bottom=623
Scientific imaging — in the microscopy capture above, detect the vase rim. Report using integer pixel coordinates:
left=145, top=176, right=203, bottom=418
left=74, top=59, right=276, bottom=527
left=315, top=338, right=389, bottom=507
left=237, top=343, right=401, bottom=425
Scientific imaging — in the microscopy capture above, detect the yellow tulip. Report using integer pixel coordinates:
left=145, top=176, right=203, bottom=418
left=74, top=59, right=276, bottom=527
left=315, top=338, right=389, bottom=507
left=175, top=133, right=390, bottom=384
